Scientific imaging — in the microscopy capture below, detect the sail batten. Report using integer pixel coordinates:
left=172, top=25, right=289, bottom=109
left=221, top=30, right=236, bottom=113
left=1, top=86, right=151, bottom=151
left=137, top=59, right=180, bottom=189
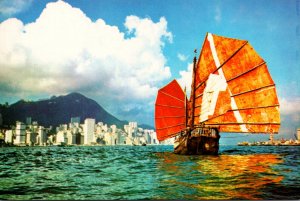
left=231, top=84, right=275, bottom=97
left=155, top=104, right=185, bottom=109
left=160, top=91, right=185, bottom=103
left=155, top=115, right=186, bottom=119
left=227, top=61, right=266, bottom=83
left=156, top=123, right=186, bottom=130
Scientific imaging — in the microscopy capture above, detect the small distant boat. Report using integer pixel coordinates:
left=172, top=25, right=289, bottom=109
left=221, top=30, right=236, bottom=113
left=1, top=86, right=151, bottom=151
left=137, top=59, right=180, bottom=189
left=155, top=33, right=280, bottom=155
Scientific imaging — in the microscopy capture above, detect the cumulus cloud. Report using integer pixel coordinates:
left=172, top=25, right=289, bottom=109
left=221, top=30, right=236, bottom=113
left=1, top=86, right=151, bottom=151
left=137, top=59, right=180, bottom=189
left=277, top=97, right=300, bottom=139
left=0, top=0, right=172, bottom=125
left=0, top=0, right=33, bottom=17
left=177, top=63, right=193, bottom=97
left=279, top=97, right=300, bottom=122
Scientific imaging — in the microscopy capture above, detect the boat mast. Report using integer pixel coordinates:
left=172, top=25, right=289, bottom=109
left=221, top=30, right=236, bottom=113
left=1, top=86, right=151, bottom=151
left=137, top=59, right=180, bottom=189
left=189, top=49, right=197, bottom=130
left=184, top=87, right=188, bottom=128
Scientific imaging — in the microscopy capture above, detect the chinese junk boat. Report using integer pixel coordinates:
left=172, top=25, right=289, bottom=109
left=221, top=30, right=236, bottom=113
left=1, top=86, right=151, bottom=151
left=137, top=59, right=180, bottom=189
left=155, top=33, right=280, bottom=155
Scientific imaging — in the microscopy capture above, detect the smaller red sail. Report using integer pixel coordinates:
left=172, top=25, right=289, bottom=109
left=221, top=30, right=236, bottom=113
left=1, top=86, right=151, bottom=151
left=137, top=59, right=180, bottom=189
left=155, top=80, right=186, bottom=141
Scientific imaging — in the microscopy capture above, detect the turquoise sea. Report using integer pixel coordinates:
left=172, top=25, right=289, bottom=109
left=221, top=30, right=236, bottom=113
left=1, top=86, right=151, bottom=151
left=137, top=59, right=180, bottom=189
left=0, top=145, right=299, bottom=200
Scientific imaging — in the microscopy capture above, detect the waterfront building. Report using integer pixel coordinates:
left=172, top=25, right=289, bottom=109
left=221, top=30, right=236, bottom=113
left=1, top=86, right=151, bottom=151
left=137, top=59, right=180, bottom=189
left=151, top=131, right=158, bottom=144
left=26, top=130, right=37, bottom=146
left=102, top=124, right=108, bottom=132
left=56, top=130, right=67, bottom=144
left=66, top=130, right=76, bottom=145
left=104, top=132, right=117, bottom=145
left=111, top=125, right=117, bottom=134
left=129, top=122, right=138, bottom=128
left=83, top=118, right=95, bottom=145
left=143, top=130, right=152, bottom=144
left=117, top=131, right=126, bottom=145
left=129, top=122, right=138, bottom=137
left=38, top=126, right=47, bottom=145
left=69, top=122, right=80, bottom=130
left=297, top=128, right=300, bottom=140
left=125, top=136, right=133, bottom=145
left=15, top=122, right=26, bottom=145
left=5, top=130, right=13, bottom=144
left=124, top=125, right=131, bottom=138
left=124, top=122, right=138, bottom=138
left=47, top=135, right=54, bottom=145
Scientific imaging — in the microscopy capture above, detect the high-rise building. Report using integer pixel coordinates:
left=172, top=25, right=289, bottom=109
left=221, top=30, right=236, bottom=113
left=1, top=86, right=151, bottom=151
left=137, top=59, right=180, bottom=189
left=5, top=130, right=13, bottom=144
left=129, top=122, right=137, bottom=128
left=297, top=128, right=300, bottom=140
left=71, top=117, right=80, bottom=124
left=26, top=117, right=32, bottom=125
left=56, top=131, right=67, bottom=144
left=83, top=118, right=95, bottom=145
left=15, top=122, right=26, bottom=145
left=38, top=126, right=47, bottom=145
left=111, top=125, right=117, bottom=134
left=66, top=131, right=76, bottom=145
left=117, top=131, right=126, bottom=145
left=26, top=130, right=37, bottom=146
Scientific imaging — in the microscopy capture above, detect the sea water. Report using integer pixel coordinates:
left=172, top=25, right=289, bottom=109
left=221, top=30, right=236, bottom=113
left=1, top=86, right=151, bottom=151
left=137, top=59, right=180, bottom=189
left=0, top=145, right=299, bottom=200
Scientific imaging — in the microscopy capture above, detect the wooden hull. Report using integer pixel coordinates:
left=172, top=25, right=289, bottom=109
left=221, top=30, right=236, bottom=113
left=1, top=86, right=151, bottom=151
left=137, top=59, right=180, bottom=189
left=174, top=127, right=220, bottom=155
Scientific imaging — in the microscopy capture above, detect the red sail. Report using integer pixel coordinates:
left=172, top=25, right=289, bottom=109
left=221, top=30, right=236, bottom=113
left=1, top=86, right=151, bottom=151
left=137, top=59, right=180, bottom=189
left=155, top=80, right=186, bottom=141
left=191, top=33, right=280, bottom=133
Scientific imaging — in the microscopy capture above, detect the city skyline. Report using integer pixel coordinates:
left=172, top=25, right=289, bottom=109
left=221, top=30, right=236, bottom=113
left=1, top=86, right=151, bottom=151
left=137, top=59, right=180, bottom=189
left=0, top=0, right=299, bottom=141
left=2, top=117, right=160, bottom=147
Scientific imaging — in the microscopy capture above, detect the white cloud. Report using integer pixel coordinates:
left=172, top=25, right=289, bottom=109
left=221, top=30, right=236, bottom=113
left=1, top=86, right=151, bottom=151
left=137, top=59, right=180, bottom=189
left=177, top=63, right=193, bottom=97
left=214, top=5, right=221, bottom=23
left=0, top=0, right=172, bottom=125
left=177, top=53, right=188, bottom=62
left=0, top=0, right=33, bottom=17
left=279, top=97, right=300, bottom=122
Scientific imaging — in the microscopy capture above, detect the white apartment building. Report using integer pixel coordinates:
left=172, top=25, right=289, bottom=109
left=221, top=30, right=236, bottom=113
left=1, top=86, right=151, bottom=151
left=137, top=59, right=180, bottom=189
left=117, top=131, right=126, bottom=145
left=111, top=125, right=117, bottom=134
left=124, top=122, right=138, bottom=139
left=104, top=132, right=117, bottom=145
left=5, top=130, right=13, bottom=144
left=56, top=131, right=67, bottom=144
left=83, top=118, right=95, bottom=145
left=26, top=130, right=37, bottom=145
left=38, top=126, right=47, bottom=145
left=66, top=130, right=76, bottom=145
left=129, top=122, right=137, bottom=128
left=15, top=122, right=26, bottom=145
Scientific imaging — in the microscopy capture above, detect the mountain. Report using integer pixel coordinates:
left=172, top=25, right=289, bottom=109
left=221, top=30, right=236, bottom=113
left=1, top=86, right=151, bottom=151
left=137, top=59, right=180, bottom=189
left=0, top=92, right=130, bottom=128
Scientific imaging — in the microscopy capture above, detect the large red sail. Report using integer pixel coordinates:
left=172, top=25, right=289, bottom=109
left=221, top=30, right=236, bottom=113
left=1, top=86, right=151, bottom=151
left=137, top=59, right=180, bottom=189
left=190, top=33, right=280, bottom=133
left=155, top=80, right=186, bottom=141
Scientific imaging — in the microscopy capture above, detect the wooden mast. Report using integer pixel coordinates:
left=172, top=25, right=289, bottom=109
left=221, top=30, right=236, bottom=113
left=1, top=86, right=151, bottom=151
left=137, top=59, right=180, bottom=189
left=184, top=87, right=188, bottom=128
left=188, top=49, right=197, bottom=130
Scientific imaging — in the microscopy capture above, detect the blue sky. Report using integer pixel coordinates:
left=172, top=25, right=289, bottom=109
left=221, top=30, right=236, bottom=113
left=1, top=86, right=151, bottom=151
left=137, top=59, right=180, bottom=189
left=0, top=0, right=299, bottom=144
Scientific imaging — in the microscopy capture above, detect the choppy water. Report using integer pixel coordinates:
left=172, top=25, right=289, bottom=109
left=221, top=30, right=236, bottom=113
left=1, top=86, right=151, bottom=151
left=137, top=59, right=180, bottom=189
left=0, top=145, right=299, bottom=200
